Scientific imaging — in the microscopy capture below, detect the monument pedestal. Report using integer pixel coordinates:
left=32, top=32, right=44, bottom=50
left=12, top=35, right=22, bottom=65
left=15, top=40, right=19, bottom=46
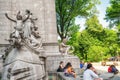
left=46, top=54, right=80, bottom=72
left=2, top=46, right=46, bottom=80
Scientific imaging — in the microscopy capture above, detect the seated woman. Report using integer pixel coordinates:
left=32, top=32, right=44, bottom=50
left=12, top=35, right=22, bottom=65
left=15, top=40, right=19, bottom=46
left=64, top=62, right=76, bottom=78
left=108, top=65, right=119, bottom=74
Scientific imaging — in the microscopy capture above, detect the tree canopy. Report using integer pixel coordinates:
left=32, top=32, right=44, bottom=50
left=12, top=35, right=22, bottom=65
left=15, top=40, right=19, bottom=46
left=105, top=0, right=120, bottom=28
left=68, top=14, right=119, bottom=62
left=56, top=0, right=100, bottom=40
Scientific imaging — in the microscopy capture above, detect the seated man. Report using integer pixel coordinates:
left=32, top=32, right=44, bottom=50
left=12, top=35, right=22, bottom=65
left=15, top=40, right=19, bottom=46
left=83, top=63, right=103, bottom=80
left=59, top=38, right=70, bottom=55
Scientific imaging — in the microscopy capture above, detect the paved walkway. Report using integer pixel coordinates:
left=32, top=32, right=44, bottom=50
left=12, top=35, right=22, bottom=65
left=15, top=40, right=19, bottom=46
left=92, top=62, right=120, bottom=73
left=92, top=62, right=120, bottom=80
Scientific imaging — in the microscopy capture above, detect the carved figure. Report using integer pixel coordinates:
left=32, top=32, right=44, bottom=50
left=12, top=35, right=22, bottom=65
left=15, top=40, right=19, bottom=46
left=32, top=26, right=41, bottom=38
left=59, top=38, right=71, bottom=55
left=22, top=10, right=43, bottom=52
left=23, top=10, right=36, bottom=39
left=5, top=11, right=29, bottom=38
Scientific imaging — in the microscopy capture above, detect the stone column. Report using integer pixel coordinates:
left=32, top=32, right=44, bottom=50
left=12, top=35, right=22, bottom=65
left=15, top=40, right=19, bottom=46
left=43, top=0, right=60, bottom=55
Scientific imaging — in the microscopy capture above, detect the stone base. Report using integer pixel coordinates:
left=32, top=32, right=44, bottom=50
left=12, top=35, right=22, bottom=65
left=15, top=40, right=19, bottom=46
left=46, top=55, right=80, bottom=72
left=2, top=46, right=47, bottom=80
left=2, top=60, right=46, bottom=80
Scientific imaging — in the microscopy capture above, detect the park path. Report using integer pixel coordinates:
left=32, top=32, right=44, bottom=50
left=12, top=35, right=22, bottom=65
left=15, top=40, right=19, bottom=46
left=92, top=62, right=120, bottom=80
left=92, top=62, right=120, bottom=72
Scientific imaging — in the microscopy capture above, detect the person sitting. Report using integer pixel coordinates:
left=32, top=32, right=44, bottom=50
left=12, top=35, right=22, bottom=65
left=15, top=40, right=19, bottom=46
left=57, top=61, right=64, bottom=72
left=83, top=63, right=103, bottom=80
left=108, top=65, right=119, bottom=74
left=64, top=62, right=76, bottom=78
left=80, top=61, right=84, bottom=69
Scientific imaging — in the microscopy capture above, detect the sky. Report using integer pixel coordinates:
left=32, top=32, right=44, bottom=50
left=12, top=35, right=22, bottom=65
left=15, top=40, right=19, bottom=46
left=75, top=0, right=110, bottom=31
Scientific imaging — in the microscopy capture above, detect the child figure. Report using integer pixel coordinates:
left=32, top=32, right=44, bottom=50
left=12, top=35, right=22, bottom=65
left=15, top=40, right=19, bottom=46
left=5, top=11, right=29, bottom=38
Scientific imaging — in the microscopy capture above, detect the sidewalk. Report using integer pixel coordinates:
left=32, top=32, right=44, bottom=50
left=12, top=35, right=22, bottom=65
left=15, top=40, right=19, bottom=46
left=92, top=62, right=120, bottom=80
left=92, top=62, right=120, bottom=72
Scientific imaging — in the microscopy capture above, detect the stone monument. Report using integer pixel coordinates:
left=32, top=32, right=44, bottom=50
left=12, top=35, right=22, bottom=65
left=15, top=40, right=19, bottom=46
left=0, top=0, right=80, bottom=79
left=2, top=10, right=46, bottom=80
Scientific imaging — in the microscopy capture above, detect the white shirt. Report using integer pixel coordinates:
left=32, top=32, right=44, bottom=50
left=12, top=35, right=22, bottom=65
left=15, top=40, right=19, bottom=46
left=83, top=69, right=99, bottom=80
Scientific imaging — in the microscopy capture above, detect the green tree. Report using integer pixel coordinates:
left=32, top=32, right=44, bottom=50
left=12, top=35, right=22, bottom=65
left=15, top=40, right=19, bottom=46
left=76, top=15, right=118, bottom=61
left=102, top=29, right=118, bottom=56
left=56, top=0, right=100, bottom=40
left=105, top=0, right=120, bottom=28
left=78, top=31, right=94, bottom=60
left=66, top=15, right=118, bottom=61
left=77, top=30, right=103, bottom=61
left=85, top=15, right=103, bottom=37
left=87, top=46, right=108, bottom=62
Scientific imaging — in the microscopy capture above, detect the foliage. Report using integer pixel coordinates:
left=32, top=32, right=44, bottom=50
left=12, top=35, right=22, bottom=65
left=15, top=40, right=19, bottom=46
left=67, top=23, right=80, bottom=40
left=77, top=29, right=118, bottom=61
left=67, top=31, right=80, bottom=54
left=56, top=0, right=100, bottom=40
left=105, top=0, right=120, bottom=28
left=68, top=15, right=119, bottom=62
left=87, top=46, right=108, bottom=62
left=85, top=15, right=103, bottom=33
